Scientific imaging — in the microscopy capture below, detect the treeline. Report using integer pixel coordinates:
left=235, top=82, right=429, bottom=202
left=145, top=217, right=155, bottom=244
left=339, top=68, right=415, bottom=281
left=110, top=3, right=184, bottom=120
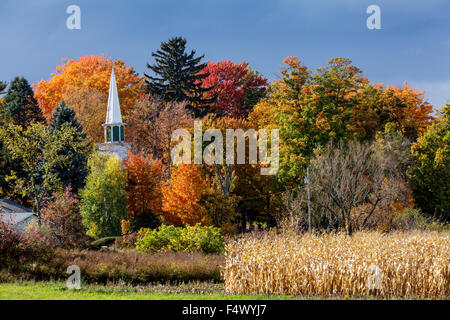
left=0, top=37, right=448, bottom=239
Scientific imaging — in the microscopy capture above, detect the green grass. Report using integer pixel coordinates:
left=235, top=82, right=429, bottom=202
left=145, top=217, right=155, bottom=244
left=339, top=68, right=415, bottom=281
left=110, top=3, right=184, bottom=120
left=0, top=282, right=293, bottom=300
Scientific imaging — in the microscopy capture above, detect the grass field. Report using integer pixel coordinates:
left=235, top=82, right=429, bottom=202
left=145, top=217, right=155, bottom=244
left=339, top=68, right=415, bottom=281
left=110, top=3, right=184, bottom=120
left=0, top=282, right=293, bottom=300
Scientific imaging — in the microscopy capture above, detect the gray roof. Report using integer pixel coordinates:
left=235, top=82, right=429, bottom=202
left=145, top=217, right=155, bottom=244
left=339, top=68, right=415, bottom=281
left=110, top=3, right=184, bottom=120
left=0, top=198, right=33, bottom=213
left=0, top=198, right=37, bottom=233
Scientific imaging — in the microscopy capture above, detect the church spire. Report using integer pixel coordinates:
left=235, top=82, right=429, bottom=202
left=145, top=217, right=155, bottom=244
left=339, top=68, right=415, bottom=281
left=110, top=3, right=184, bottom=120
left=103, top=67, right=125, bottom=143
left=105, top=68, right=123, bottom=125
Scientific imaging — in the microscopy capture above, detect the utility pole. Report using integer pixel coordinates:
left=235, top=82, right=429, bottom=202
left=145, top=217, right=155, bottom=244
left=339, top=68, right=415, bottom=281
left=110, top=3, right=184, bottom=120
left=307, top=166, right=311, bottom=234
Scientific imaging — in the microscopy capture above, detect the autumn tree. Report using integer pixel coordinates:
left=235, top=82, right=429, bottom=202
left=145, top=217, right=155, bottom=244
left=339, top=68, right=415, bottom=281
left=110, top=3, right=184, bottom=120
left=162, top=164, right=211, bottom=226
left=158, top=101, right=192, bottom=179
left=62, top=85, right=107, bottom=143
left=199, top=115, right=279, bottom=229
left=358, top=83, right=434, bottom=142
left=249, top=57, right=312, bottom=184
left=80, top=152, right=127, bottom=238
left=309, top=140, right=412, bottom=235
left=124, top=151, right=163, bottom=230
left=162, top=164, right=237, bottom=230
left=200, top=61, right=267, bottom=118
left=127, top=96, right=192, bottom=179
left=0, top=77, right=44, bottom=127
left=232, top=162, right=281, bottom=230
left=410, top=104, right=449, bottom=221
left=34, top=55, right=144, bottom=141
left=127, top=95, right=161, bottom=157
left=249, top=56, right=434, bottom=185
left=145, top=37, right=215, bottom=118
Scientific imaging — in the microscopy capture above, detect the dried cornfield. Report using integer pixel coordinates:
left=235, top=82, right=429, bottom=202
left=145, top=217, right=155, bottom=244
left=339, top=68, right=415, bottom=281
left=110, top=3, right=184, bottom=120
left=223, top=231, right=450, bottom=299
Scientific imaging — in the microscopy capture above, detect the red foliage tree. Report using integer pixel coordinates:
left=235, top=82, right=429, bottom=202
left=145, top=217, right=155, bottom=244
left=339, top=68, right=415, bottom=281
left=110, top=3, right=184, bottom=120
left=201, top=61, right=268, bottom=118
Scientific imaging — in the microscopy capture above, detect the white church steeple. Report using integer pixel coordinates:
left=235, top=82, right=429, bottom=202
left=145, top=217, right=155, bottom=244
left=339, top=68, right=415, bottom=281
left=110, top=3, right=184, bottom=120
left=103, top=67, right=125, bottom=143
left=105, top=68, right=123, bottom=125
left=99, top=66, right=131, bottom=161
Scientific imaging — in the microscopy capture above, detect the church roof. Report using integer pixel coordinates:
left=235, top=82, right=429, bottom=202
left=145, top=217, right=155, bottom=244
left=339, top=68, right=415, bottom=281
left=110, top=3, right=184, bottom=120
left=105, top=68, right=123, bottom=125
left=0, top=198, right=37, bottom=233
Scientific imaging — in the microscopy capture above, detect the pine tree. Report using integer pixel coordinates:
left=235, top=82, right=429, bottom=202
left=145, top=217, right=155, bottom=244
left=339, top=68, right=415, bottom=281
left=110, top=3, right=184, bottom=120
left=50, top=100, right=83, bottom=133
left=49, top=100, right=89, bottom=194
left=145, top=37, right=215, bottom=118
left=0, top=77, right=44, bottom=127
left=0, top=81, right=7, bottom=95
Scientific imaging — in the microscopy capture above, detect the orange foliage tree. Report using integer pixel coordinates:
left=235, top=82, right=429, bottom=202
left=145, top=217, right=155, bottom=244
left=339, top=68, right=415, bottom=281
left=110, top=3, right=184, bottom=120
left=34, top=55, right=144, bottom=141
left=124, top=151, right=163, bottom=228
left=161, top=164, right=212, bottom=226
left=379, top=84, right=434, bottom=141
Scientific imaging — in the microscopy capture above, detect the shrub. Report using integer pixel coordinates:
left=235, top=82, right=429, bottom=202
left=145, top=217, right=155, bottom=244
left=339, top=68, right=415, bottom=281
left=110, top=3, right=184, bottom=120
left=136, top=224, right=225, bottom=254
left=0, top=216, right=53, bottom=271
left=1, top=248, right=224, bottom=284
left=37, top=187, right=89, bottom=249
left=62, top=250, right=224, bottom=284
left=0, top=217, right=25, bottom=265
left=392, top=208, right=447, bottom=231
left=114, top=232, right=139, bottom=249
left=90, top=237, right=121, bottom=249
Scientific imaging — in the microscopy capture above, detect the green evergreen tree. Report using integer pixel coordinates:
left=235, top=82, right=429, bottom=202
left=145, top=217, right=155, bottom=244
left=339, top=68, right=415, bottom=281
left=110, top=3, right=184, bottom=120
left=0, top=81, right=7, bottom=95
left=50, top=100, right=83, bottom=133
left=49, top=101, right=90, bottom=193
left=0, top=77, right=44, bottom=127
left=145, top=37, right=215, bottom=118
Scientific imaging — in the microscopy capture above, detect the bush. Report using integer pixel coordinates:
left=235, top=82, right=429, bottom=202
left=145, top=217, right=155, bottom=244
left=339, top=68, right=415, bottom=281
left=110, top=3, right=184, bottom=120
left=90, top=237, right=120, bottom=249
left=392, top=208, right=447, bottom=231
left=0, top=248, right=224, bottom=284
left=36, top=187, right=89, bottom=249
left=136, top=224, right=225, bottom=254
left=114, top=232, right=139, bottom=249
left=0, top=217, right=53, bottom=271
left=0, top=217, right=25, bottom=265
left=67, top=250, right=224, bottom=284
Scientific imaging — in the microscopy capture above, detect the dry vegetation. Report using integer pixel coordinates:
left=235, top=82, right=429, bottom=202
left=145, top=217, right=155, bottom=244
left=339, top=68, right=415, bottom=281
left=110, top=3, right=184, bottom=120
left=223, top=231, right=450, bottom=299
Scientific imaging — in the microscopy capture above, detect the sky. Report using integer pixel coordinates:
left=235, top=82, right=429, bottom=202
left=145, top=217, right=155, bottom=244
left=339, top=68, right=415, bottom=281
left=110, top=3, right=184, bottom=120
left=0, top=0, right=449, bottom=109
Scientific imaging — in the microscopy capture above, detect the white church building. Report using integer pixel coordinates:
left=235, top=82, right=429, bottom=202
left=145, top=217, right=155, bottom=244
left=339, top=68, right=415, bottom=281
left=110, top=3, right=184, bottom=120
left=98, top=68, right=131, bottom=161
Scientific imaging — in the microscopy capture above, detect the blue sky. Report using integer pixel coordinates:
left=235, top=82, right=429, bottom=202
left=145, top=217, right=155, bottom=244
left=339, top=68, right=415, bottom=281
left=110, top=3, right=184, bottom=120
left=1, top=0, right=449, bottom=109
